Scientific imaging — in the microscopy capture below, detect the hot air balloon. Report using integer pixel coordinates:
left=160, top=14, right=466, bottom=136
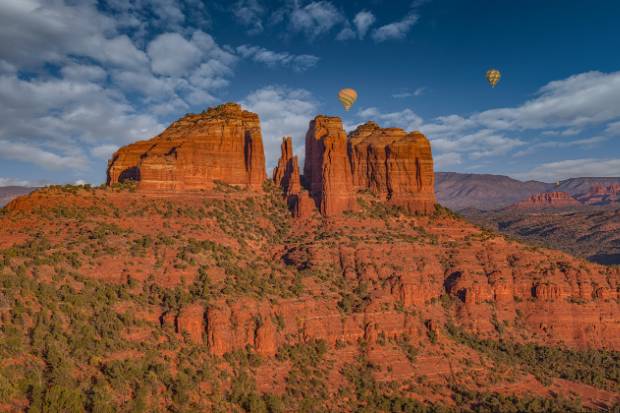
left=486, top=69, right=501, bottom=88
left=338, top=88, right=357, bottom=111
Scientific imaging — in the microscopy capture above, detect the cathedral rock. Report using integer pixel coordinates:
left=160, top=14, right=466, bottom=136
left=108, top=103, right=436, bottom=216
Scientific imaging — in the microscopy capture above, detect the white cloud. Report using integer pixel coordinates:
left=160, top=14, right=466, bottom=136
left=0, top=140, right=89, bottom=171
left=242, top=85, right=318, bottom=170
left=605, top=120, right=620, bottom=136
left=61, top=64, right=108, bottom=83
left=288, top=1, right=343, bottom=39
left=516, top=158, right=620, bottom=182
left=336, top=25, right=356, bottom=41
left=0, top=177, right=37, bottom=187
left=392, top=87, right=425, bottom=98
left=434, top=152, right=462, bottom=169
left=0, top=0, right=148, bottom=68
left=233, top=0, right=265, bottom=34
left=357, top=107, right=424, bottom=131
left=475, top=71, right=620, bottom=131
left=371, top=13, right=419, bottom=42
left=236, top=45, right=319, bottom=72
left=91, top=144, right=120, bottom=160
left=512, top=136, right=608, bottom=158
left=1, top=74, right=163, bottom=142
left=353, top=11, right=375, bottom=39
left=147, top=32, right=203, bottom=76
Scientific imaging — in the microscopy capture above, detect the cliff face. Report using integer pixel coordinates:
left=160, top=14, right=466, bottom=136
left=303, top=116, right=356, bottom=216
left=300, top=117, right=436, bottom=216
left=349, top=121, right=435, bottom=213
left=107, top=103, right=266, bottom=191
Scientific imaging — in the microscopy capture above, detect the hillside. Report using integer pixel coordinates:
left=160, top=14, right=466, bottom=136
left=0, top=104, right=619, bottom=412
left=464, top=206, right=620, bottom=265
left=435, top=173, right=620, bottom=211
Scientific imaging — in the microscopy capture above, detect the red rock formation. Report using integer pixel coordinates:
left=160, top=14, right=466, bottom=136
left=107, top=103, right=266, bottom=191
left=301, top=117, right=436, bottom=216
left=578, top=184, right=620, bottom=205
left=512, top=192, right=581, bottom=209
left=272, top=137, right=301, bottom=196
left=303, top=116, right=356, bottom=216
left=348, top=121, right=436, bottom=213
left=272, top=137, right=315, bottom=219
left=176, top=303, right=205, bottom=344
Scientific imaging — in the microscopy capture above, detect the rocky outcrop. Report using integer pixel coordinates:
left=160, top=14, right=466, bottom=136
left=301, top=117, right=436, bottom=216
left=512, top=192, right=581, bottom=209
left=303, top=116, right=357, bottom=216
left=272, top=137, right=301, bottom=195
left=348, top=121, right=436, bottom=213
left=272, top=137, right=314, bottom=219
left=176, top=303, right=205, bottom=344
left=107, top=103, right=266, bottom=191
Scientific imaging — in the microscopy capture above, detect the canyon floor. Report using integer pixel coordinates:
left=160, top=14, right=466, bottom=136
left=0, top=183, right=619, bottom=412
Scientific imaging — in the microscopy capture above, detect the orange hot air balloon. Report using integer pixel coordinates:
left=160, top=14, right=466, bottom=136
left=486, top=69, right=501, bottom=88
left=338, top=88, right=358, bottom=111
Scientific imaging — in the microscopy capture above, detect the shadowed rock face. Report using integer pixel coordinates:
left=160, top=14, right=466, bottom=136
left=272, top=137, right=314, bottom=219
left=107, top=103, right=266, bottom=191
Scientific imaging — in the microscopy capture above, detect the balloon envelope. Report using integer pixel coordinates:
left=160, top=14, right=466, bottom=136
left=486, top=69, right=501, bottom=88
left=338, top=88, right=358, bottom=111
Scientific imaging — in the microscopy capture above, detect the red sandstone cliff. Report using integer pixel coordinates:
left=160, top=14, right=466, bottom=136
left=301, top=117, right=436, bottom=216
left=303, top=116, right=357, bottom=216
left=107, top=103, right=266, bottom=191
left=349, top=121, right=436, bottom=213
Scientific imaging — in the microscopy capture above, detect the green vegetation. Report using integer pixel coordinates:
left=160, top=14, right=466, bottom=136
left=446, top=322, right=620, bottom=391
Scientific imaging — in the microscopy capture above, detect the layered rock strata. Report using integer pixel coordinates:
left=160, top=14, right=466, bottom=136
left=107, top=103, right=266, bottom=191
left=301, top=117, right=436, bottom=216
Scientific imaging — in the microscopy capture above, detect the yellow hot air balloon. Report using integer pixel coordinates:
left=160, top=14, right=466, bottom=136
left=338, top=88, right=357, bottom=111
left=486, top=69, right=501, bottom=88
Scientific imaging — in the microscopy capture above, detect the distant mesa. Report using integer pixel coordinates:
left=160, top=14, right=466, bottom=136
left=510, top=191, right=581, bottom=209
left=107, top=102, right=436, bottom=217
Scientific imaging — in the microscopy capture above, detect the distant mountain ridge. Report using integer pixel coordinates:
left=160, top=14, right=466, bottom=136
left=435, top=172, right=620, bottom=211
left=0, top=186, right=36, bottom=207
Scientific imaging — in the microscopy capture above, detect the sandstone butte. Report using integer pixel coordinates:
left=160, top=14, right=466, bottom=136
left=511, top=191, right=582, bottom=209
left=107, top=103, right=266, bottom=191
left=2, top=103, right=620, bottom=411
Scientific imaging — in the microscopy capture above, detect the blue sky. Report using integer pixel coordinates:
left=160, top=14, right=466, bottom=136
left=0, top=0, right=619, bottom=186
